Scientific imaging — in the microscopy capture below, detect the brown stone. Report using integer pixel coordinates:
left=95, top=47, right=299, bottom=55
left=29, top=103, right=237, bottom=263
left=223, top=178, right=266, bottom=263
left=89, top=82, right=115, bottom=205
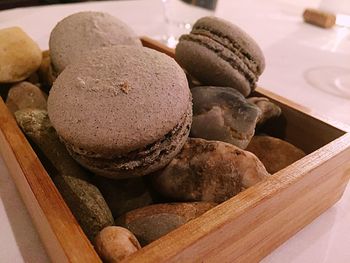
left=5, top=81, right=47, bottom=114
left=246, top=135, right=306, bottom=174
left=152, top=138, right=269, bottom=203
left=116, top=202, right=216, bottom=246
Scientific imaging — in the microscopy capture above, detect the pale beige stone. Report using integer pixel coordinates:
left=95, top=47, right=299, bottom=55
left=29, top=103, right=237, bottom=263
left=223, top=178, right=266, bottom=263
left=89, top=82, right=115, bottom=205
left=94, top=226, right=141, bottom=262
left=0, top=27, right=42, bottom=83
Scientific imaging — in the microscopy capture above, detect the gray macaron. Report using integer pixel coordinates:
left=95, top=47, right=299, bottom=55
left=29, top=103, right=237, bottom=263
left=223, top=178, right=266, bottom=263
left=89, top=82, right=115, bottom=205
left=47, top=45, right=192, bottom=179
left=175, top=16, right=265, bottom=97
left=49, top=11, right=142, bottom=74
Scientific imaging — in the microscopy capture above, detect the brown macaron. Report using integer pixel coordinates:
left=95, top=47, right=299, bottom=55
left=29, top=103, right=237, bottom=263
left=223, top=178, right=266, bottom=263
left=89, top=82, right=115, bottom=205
left=47, top=45, right=192, bottom=179
left=175, top=16, right=265, bottom=96
left=49, top=11, right=142, bottom=74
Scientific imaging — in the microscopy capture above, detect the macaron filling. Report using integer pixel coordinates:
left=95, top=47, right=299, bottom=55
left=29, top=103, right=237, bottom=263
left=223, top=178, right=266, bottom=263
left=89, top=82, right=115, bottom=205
left=179, top=33, right=257, bottom=90
left=63, top=102, right=192, bottom=178
left=191, top=26, right=262, bottom=74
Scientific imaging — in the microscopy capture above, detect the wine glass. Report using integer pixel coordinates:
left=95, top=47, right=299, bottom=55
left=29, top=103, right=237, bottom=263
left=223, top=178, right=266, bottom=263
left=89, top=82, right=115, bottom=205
left=161, top=0, right=218, bottom=48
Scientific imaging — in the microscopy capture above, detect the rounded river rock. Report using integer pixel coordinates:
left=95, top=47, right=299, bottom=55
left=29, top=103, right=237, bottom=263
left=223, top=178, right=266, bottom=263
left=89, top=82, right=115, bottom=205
left=152, top=138, right=269, bottom=203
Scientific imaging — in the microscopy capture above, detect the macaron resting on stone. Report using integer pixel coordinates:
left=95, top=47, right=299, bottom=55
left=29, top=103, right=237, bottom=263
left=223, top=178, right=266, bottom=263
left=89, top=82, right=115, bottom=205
left=175, top=16, right=265, bottom=96
left=49, top=11, right=142, bottom=74
left=47, top=45, right=192, bottom=179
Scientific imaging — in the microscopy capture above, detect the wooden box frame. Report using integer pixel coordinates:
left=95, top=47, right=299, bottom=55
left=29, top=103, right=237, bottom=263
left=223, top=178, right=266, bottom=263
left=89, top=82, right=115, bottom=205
left=1, top=38, right=350, bottom=262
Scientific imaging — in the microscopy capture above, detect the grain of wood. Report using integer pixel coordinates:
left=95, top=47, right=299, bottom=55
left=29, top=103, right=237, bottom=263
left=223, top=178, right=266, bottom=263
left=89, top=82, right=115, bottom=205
left=124, top=133, right=350, bottom=262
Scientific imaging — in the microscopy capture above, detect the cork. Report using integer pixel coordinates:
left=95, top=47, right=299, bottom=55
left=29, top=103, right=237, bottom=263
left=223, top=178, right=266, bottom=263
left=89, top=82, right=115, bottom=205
left=303, top=8, right=336, bottom=29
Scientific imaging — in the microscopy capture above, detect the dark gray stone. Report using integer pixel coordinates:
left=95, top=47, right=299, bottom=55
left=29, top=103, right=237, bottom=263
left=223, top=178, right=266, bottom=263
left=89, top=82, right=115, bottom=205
left=191, top=86, right=260, bottom=149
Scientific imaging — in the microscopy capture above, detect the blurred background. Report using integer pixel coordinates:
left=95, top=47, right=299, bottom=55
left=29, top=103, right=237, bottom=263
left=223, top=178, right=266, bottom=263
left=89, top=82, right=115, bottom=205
left=0, top=0, right=110, bottom=10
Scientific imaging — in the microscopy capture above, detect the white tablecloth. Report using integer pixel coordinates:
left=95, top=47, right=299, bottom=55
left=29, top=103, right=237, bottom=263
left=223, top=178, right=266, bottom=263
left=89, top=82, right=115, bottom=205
left=1, top=0, right=350, bottom=262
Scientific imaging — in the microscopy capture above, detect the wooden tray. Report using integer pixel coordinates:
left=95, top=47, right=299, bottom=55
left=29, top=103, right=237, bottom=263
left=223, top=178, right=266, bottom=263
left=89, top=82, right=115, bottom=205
left=1, top=37, right=350, bottom=263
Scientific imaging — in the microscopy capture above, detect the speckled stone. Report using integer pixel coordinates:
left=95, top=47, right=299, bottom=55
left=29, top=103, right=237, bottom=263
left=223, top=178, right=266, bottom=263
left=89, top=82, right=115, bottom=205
left=115, top=202, right=216, bottom=246
left=152, top=138, right=269, bottom=203
left=175, top=16, right=265, bottom=96
left=190, top=86, right=260, bottom=149
left=5, top=81, right=47, bottom=114
left=48, top=45, right=192, bottom=178
left=246, top=135, right=306, bottom=174
left=49, top=11, right=142, bottom=73
left=0, top=27, right=42, bottom=83
left=14, top=109, right=114, bottom=241
left=94, top=226, right=141, bottom=263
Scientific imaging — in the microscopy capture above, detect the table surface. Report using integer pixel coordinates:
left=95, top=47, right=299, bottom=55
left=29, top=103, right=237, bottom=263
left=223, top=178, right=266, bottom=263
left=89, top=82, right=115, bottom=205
left=1, top=0, right=350, bottom=262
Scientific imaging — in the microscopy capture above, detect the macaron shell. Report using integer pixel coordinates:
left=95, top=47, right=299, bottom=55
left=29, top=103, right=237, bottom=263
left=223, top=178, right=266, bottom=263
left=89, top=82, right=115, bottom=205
left=176, top=39, right=251, bottom=96
left=47, top=45, right=190, bottom=158
left=49, top=11, right=142, bottom=73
